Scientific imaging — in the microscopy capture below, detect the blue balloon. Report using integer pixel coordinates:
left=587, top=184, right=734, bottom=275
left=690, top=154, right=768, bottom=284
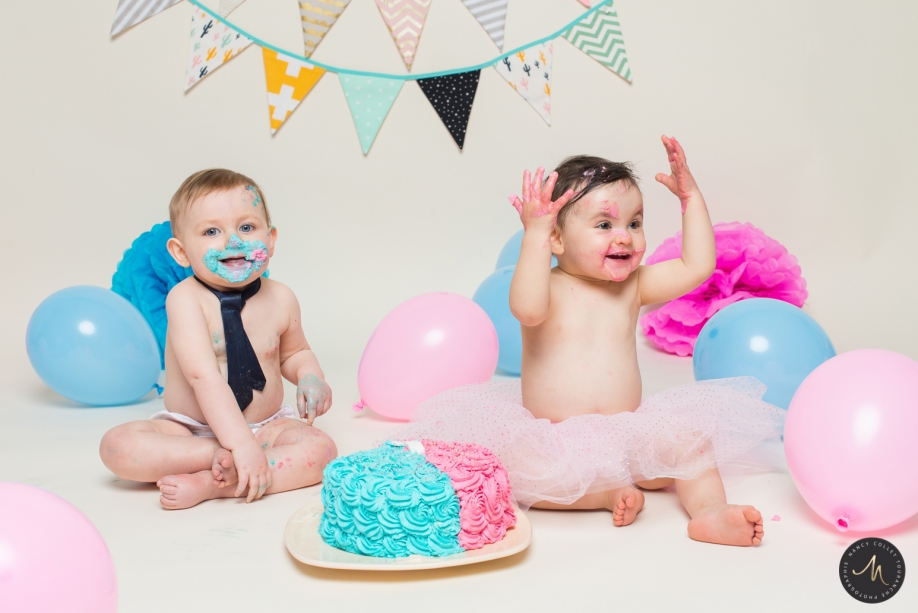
left=496, top=229, right=558, bottom=269
left=473, top=266, right=522, bottom=375
left=27, top=286, right=161, bottom=406
left=693, top=298, right=836, bottom=409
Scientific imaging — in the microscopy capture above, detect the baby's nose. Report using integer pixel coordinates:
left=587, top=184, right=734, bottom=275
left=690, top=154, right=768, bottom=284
left=612, top=229, right=632, bottom=244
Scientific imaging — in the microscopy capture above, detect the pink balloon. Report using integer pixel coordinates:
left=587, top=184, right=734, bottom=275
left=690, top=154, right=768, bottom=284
left=0, top=483, right=117, bottom=612
left=357, top=292, right=498, bottom=420
left=785, top=349, right=918, bottom=532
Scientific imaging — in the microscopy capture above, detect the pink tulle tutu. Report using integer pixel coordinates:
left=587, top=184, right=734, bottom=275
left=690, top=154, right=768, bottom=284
left=396, top=377, right=785, bottom=508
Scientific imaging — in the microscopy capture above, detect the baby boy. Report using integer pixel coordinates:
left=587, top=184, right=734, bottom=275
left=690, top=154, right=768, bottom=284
left=100, top=169, right=337, bottom=509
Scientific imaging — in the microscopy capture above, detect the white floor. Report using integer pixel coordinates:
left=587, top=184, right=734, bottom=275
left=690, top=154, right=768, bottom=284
left=2, top=340, right=916, bottom=613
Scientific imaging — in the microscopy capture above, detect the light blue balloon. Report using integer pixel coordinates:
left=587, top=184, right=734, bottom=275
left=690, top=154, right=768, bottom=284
left=693, top=298, right=836, bottom=409
left=27, top=286, right=161, bottom=406
left=473, top=266, right=521, bottom=376
left=496, top=229, right=558, bottom=269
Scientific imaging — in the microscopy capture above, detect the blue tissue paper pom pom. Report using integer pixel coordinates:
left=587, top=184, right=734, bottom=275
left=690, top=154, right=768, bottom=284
left=111, top=221, right=192, bottom=368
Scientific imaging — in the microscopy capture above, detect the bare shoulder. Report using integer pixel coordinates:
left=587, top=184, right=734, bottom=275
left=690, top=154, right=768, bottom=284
left=165, top=276, right=206, bottom=313
left=261, top=278, right=298, bottom=305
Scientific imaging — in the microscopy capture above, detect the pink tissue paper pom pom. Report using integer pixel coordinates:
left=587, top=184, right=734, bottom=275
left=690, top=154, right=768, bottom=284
left=640, top=222, right=808, bottom=357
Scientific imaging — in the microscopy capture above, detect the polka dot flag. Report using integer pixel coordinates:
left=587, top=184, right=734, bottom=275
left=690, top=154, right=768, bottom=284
left=339, top=75, right=404, bottom=154
left=416, top=70, right=481, bottom=150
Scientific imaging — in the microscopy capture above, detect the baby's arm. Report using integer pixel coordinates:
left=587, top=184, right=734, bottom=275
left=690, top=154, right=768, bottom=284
left=508, top=168, right=574, bottom=326
left=165, top=286, right=270, bottom=502
left=638, top=136, right=716, bottom=305
left=277, top=286, right=331, bottom=426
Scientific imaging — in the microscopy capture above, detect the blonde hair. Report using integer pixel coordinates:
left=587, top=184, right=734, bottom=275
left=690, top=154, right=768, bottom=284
left=169, top=169, right=271, bottom=234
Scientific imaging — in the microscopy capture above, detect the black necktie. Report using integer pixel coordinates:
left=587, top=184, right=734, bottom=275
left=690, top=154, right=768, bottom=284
left=193, top=276, right=267, bottom=411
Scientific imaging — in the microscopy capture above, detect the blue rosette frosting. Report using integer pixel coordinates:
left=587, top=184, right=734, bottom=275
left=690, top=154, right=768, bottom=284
left=319, top=443, right=464, bottom=558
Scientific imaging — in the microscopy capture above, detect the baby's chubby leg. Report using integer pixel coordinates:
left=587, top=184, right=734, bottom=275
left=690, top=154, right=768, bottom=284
left=676, top=468, right=764, bottom=546
left=532, top=486, right=645, bottom=526
left=99, top=419, right=220, bottom=482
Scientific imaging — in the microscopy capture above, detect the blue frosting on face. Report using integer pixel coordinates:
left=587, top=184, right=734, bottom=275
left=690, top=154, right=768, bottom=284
left=319, top=443, right=464, bottom=558
left=202, top=234, right=268, bottom=283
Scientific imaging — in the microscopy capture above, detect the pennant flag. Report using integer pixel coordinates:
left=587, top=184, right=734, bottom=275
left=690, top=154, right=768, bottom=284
left=111, top=0, right=181, bottom=36
left=575, top=0, right=592, bottom=6
left=263, top=48, right=326, bottom=134
left=417, top=71, right=481, bottom=149
left=300, top=0, right=353, bottom=58
left=494, top=42, right=553, bottom=125
left=563, top=3, right=632, bottom=82
left=461, top=1, right=508, bottom=51
left=375, top=0, right=432, bottom=70
left=339, top=75, right=403, bottom=154
left=219, top=0, right=247, bottom=16
left=185, top=10, right=252, bottom=91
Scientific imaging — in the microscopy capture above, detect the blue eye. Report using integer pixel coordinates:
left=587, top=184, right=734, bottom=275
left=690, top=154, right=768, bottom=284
left=204, top=228, right=219, bottom=237
left=240, top=224, right=254, bottom=233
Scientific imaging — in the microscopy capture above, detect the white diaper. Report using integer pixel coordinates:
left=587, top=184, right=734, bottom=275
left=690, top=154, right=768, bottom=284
left=150, top=405, right=298, bottom=437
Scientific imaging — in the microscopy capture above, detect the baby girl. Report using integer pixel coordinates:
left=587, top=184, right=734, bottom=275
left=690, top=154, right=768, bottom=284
left=100, top=169, right=337, bottom=509
left=400, top=137, right=784, bottom=546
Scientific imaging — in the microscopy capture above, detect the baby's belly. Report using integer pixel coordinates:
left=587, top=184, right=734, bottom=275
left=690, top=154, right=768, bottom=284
left=520, top=358, right=642, bottom=422
left=163, top=370, right=286, bottom=425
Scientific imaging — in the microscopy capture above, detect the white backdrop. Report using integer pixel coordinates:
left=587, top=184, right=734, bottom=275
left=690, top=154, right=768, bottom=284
left=2, top=0, right=917, bottom=388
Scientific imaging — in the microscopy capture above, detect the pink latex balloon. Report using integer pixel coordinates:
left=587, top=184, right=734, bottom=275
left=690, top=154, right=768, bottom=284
left=357, top=292, right=498, bottom=420
left=785, top=349, right=918, bottom=532
left=0, top=483, right=117, bottom=612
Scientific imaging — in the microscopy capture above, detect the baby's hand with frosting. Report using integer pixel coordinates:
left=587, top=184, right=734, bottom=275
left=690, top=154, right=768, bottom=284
left=508, top=167, right=574, bottom=232
left=297, top=374, right=332, bottom=426
left=654, top=135, right=702, bottom=214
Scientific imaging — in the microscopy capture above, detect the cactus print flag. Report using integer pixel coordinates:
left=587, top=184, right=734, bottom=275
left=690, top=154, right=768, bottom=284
left=185, top=8, right=253, bottom=91
left=494, top=42, right=553, bottom=125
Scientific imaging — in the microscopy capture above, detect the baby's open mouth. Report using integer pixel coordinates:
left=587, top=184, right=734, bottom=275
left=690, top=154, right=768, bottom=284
left=606, top=253, right=631, bottom=261
left=219, top=256, right=250, bottom=271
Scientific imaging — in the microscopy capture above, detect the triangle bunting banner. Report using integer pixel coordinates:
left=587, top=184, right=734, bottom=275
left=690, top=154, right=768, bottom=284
left=185, top=9, right=253, bottom=91
left=111, top=0, right=182, bottom=36
left=219, top=0, right=247, bottom=17
left=461, top=0, right=508, bottom=51
left=375, top=0, right=432, bottom=70
left=263, top=48, right=326, bottom=134
left=339, top=75, right=404, bottom=154
left=563, top=2, right=632, bottom=82
left=417, top=70, right=481, bottom=149
left=494, top=42, right=553, bottom=125
left=300, top=0, right=353, bottom=58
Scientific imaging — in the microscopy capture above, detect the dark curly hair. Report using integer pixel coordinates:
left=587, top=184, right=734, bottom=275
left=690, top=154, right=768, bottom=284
left=551, top=156, right=639, bottom=228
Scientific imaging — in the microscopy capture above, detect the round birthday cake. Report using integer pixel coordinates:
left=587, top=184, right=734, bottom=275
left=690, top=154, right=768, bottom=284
left=319, top=440, right=516, bottom=557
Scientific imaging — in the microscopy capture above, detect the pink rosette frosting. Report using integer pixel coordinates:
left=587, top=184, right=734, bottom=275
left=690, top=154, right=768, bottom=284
left=422, top=440, right=516, bottom=550
left=640, top=222, right=808, bottom=356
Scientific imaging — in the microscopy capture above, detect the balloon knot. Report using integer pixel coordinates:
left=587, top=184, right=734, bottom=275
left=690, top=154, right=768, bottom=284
left=352, top=401, right=366, bottom=412
left=836, top=516, right=850, bottom=532
left=153, top=383, right=164, bottom=395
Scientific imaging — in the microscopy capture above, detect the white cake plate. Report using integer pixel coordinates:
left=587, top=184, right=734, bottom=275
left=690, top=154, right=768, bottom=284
left=284, top=500, right=532, bottom=571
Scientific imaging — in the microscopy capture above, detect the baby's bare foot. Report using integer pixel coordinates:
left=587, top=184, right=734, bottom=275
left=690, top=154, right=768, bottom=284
left=687, top=504, right=764, bottom=546
left=609, top=486, right=644, bottom=526
left=212, top=448, right=237, bottom=488
left=157, top=471, right=228, bottom=510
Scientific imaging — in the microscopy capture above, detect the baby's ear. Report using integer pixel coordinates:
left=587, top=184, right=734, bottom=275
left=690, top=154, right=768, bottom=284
left=166, top=237, right=191, bottom=268
left=267, top=225, right=277, bottom=257
left=550, top=227, right=565, bottom=256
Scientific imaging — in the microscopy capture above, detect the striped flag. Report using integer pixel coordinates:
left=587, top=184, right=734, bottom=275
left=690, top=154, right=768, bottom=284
left=300, top=0, right=353, bottom=58
left=563, top=3, right=632, bottom=82
left=375, top=0, right=432, bottom=70
left=461, top=0, right=508, bottom=51
left=110, top=0, right=182, bottom=36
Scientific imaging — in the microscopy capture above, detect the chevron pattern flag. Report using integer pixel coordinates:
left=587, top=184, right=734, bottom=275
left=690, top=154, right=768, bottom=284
left=219, top=0, right=247, bottom=16
left=110, top=0, right=181, bottom=36
left=563, top=4, right=632, bottom=82
left=185, top=9, right=252, bottom=91
left=494, top=42, right=553, bottom=125
left=375, top=0, right=432, bottom=70
left=461, top=0, right=508, bottom=51
left=263, top=48, right=326, bottom=134
left=300, top=0, right=352, bottom=58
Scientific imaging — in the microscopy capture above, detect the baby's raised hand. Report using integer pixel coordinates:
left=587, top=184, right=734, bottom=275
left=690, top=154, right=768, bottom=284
left=297, top=374, right=332, bottom=426
left=508, top=167, right=574, bottom=231
left=232, top=442, right=272, bottom=503
left=654, top=135, right=700, bottom=213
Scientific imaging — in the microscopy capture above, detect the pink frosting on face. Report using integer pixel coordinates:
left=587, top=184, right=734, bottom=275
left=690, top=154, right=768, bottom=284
left=422, top=440, right=516, bottom=550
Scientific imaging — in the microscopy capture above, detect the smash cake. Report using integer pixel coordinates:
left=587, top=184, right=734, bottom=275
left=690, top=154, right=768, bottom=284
left=319, top=440, right=516, bottom=558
